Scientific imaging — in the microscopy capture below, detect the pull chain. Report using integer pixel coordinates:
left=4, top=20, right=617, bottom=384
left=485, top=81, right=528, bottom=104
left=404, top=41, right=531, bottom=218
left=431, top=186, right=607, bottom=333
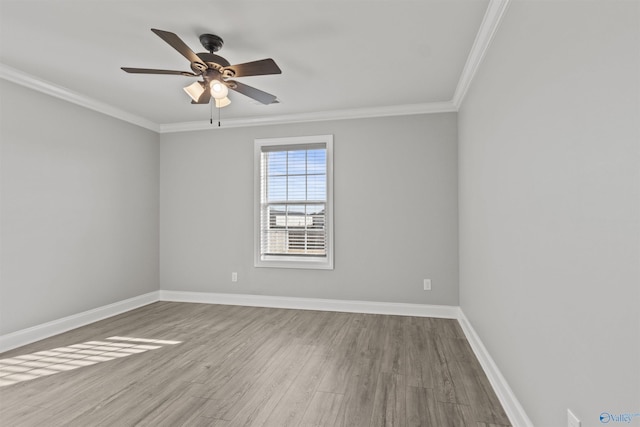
left=210, top=100, right=222, bottom=127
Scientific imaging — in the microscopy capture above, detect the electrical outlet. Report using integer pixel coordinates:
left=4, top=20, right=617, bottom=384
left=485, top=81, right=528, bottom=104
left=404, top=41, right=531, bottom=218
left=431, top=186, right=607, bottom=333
left=568, top=409, right=581, bottom=427
left=423, top=279, right=431, bottom=291
left=232, top=272, right=238, bottom=282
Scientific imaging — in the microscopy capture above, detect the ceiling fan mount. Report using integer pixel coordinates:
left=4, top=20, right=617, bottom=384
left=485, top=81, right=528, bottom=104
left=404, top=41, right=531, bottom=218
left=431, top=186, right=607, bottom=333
left=199, top=33, right=224, bottom=53
left=121, top=28, right=281, bottom=106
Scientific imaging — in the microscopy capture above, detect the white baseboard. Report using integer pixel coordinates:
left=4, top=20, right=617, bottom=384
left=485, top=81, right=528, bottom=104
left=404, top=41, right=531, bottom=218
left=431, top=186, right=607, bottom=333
left=0, top=291, right=458, bottom=353
left=457, top=309, right=533, bottom=427
left=0, top=291, right=159, bottom=353
left=159, top=290, right=460, bottom=319
left=0, top=288, right=532, bottom=427
left=159, top=291, right=532, bottom=426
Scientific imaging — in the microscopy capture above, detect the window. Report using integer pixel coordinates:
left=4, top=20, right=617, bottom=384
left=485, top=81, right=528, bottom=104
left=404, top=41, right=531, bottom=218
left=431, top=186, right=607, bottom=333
left=254, top=135, right=333, bottom=269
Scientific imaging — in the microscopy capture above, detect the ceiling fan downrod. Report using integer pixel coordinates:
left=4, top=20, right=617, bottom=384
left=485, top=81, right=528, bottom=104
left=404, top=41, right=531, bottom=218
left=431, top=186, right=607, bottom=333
left=199, top=34, right=224, bottom=53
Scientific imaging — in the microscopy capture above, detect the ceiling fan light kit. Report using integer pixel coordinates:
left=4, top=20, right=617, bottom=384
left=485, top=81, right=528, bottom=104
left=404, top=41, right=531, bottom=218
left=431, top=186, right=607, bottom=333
left=215, top=97, right=231, bottom=108
left=183, top=81, right=205, bottom=102
left=121, top=28, right=281, bottom=125
left=210, top=80, right=228, bottom=99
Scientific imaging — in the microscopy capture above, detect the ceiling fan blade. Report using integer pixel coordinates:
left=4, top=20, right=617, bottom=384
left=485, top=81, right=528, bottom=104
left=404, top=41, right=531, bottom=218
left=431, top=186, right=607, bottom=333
left=151, top=29, right=206, bottom=68
left=121, top=67, right=197, bottom=76
left=224, top=59, right=282, bottom=78
left=227, top=80, right=278, bottom=105
left=191, top=88, right=212, bottom=105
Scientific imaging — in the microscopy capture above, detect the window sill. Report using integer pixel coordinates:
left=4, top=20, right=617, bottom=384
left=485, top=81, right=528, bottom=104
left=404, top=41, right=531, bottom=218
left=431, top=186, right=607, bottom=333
left=255, top=255, right=334, bottom=270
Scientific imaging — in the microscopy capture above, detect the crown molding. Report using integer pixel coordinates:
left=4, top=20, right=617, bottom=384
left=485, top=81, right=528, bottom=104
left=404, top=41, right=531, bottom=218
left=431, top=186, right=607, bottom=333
left=0, top=63, right=160, bottom=133
left=452, top=0, right=512, bottom=109
left=1, top=0, right=510, bottom=132
left=159, top=101, right=457, bottom=133
left=0, top=62, right=455, bottom=134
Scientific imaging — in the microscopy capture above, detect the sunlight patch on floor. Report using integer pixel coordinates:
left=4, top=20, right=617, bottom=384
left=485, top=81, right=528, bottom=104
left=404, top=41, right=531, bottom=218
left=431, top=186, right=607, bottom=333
left=0, top=336, right=181, bottom=387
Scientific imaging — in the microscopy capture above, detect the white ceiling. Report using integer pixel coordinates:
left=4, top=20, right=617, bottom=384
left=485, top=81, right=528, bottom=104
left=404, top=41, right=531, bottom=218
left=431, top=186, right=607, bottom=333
left=0, top=0, right=497, bottom=130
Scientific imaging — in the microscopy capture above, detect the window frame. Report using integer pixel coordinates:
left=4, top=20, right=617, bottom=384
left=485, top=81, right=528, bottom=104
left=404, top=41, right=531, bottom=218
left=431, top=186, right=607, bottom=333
left=254, top=135, right=334, bottom=270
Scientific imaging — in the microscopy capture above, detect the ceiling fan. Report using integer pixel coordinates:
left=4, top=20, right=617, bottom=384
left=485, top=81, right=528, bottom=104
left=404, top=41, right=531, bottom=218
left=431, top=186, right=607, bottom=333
left=121, top=29, right=281, bottom=107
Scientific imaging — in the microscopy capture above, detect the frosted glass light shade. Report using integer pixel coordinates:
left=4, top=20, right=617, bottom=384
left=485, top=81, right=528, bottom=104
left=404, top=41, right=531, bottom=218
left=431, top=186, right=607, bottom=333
left=215, top=97, right=231, bottom=108
left=210, top=80, right=229, bottom=99
left=183, top=81, right=205, bottom=102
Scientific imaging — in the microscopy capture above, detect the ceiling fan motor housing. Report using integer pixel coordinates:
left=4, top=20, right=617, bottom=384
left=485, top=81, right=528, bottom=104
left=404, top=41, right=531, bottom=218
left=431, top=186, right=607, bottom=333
left=194, top=52, right=231, bottom=74
left=199, top=34, right=224, bottom=53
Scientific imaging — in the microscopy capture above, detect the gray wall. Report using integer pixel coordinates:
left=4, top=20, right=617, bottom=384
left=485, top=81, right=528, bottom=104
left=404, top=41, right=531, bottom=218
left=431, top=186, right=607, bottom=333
left=160, top=113, right=459, bottom=305
left=458, top=1, right=639, bottom=426
left=0, top=80, right=160, bottom=334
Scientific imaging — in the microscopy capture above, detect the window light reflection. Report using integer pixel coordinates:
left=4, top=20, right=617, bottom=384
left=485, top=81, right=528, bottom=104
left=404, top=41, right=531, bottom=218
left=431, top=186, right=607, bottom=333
left=0, top=336, right=181, bottom=387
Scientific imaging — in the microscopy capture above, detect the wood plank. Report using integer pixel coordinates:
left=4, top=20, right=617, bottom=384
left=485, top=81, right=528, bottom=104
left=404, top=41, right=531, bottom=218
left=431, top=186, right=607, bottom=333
left=432, top=334, right=469, bottom=404
left=316, top=313, right=363, bottom=394
left=298, top=391, right=344, bottom=427
left=260, top=350, right=332, bottom=427
left=404, top=317, right=436, bottom=388
left=0, top=302, right=511, bottom=426
left=380, top=316, right=406, bottom=375
left=223, top=343, right=315, bottom=425
left=334, top=355, right=380, bottom=427
left=406, top=386, right=439, bottom=427
left=369, top=372, right=406, bottom=427
left=455, top=360, right=512, bottom=426
left=436, top=401, right=476, bottom=427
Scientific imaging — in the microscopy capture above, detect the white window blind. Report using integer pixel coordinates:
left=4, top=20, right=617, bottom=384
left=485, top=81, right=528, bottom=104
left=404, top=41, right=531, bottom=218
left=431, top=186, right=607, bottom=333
left=255, top=135, right=333, bottom=269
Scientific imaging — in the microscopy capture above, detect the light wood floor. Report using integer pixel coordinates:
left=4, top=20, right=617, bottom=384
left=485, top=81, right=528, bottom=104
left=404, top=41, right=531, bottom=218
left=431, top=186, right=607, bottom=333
left=0, top=302, right=511, bottom=426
